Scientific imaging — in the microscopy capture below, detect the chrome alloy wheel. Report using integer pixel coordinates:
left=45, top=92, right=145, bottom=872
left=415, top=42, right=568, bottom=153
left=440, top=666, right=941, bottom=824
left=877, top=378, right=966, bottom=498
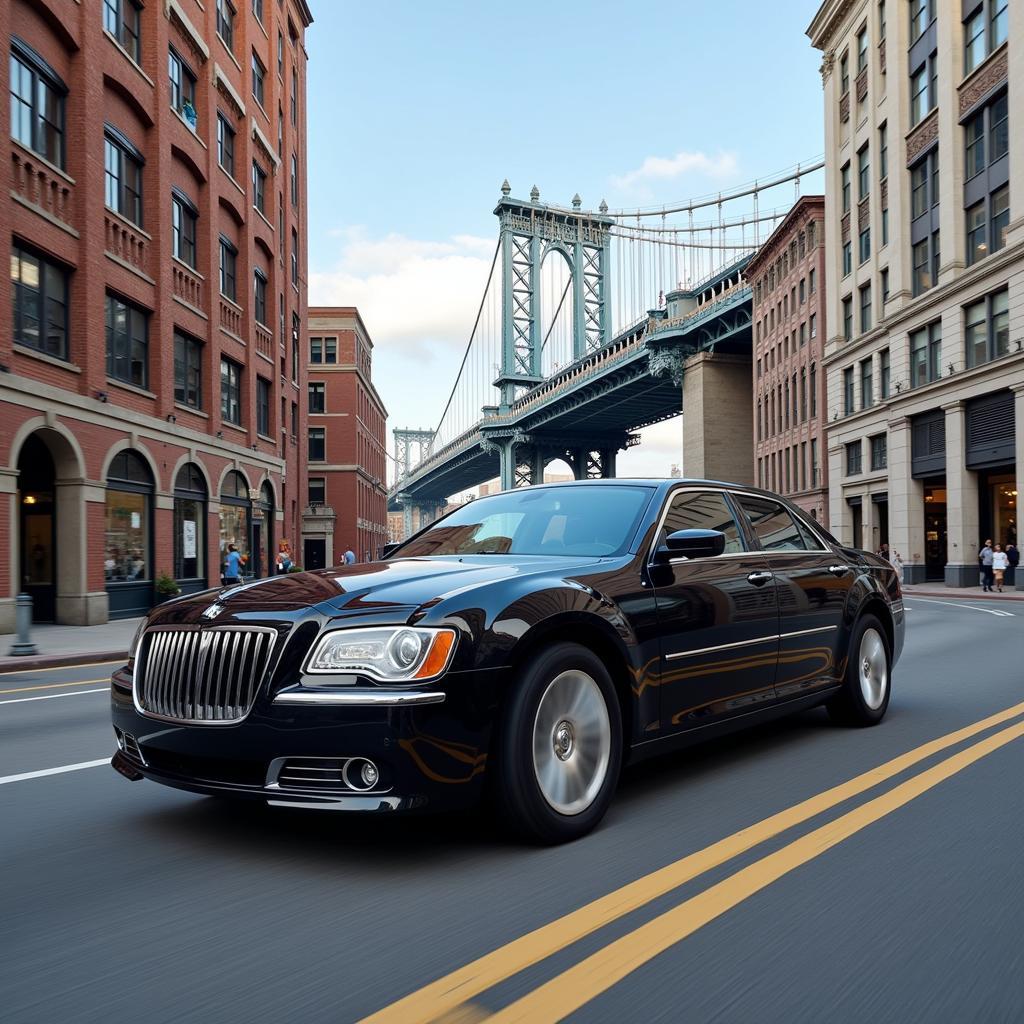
left=858, top=627, right=888, bottom=710
left=532, top=669, right=611, bottom=816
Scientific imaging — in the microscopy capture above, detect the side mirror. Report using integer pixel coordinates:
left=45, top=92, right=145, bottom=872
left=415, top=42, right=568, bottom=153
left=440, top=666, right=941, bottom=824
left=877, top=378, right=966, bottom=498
left=658, top=528, right=726, bottom=561
left=378, top=542, right=400, bottom=559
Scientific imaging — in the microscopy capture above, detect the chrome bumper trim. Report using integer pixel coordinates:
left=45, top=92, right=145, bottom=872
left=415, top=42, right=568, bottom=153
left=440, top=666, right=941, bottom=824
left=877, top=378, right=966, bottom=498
left=272, top=690, right=446, bottom=707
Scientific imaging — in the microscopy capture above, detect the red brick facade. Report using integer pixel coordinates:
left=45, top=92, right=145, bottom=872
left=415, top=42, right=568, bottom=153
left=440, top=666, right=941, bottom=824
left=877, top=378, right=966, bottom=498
left=1, top=0, right=312, bottom=629
left=302, top=308, right=388, bottom=567
left=747, top=197, right=830, bottom=525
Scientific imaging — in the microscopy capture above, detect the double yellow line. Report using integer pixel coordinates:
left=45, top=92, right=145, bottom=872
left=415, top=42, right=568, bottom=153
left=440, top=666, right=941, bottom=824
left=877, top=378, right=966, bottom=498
left=363, top=700, right=1024, bottom=1023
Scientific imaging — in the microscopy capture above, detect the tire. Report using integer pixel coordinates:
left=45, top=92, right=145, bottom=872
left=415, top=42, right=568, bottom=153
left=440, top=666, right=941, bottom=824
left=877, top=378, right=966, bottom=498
left=493, top=642, right=623, bottom=844
left=826, top=613, right=891, bottom=726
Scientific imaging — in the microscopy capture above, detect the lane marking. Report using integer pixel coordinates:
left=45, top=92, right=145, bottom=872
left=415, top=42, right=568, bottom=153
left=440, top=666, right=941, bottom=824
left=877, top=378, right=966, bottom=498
left=0, top=688, right=108, bottom=705
left=488, top=718, right=1024, bottom=1023
left=361, top=698, right=1024, bottom=1024
left=903, top=597, right=1015, bottom=617
left=0, top=758, right=110, bottom=786
left=0, top=677, right=109, bottom=695
left=0, top=658, right=122, bottom=676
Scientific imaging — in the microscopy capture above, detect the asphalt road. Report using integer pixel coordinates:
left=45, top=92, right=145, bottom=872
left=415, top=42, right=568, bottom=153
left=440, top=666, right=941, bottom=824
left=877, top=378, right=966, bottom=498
left=2, top=596, right=1023, bottom=1023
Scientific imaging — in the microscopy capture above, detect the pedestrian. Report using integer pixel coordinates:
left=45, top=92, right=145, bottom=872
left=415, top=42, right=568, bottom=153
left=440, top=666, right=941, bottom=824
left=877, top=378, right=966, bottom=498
left=343, top=547, right=356, bottom=565
left=224, top=543, right=243, bottom=584
left=979, top=538, right=995, bottom=592
left=891, top=549, right=903, bottom=582
left=992, top=544, right=1009, bottom=593
left=877, top=541, right=891, bottom=562
left=1007, top=542, right=1019, bottom=588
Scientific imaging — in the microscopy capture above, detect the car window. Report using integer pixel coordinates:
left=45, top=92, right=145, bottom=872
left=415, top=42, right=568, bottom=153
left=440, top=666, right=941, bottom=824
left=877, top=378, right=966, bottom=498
left=736, top=496, right=813, bottom=551
left=396, top=485, right=654, bottom=557
left=793, top=517, right=827, bottom=551
left=658, top=490, right=744, bottom=553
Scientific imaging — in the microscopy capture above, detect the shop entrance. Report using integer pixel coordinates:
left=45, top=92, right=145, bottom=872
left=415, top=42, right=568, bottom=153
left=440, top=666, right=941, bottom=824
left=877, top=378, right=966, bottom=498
left=923, top=481, right=947, bottom=581
left=17, top=434, right=56, bottom=622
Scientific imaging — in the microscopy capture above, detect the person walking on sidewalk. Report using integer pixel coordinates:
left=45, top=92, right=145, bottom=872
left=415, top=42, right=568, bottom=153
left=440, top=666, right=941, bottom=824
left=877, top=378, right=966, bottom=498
left=992, top=544, right=1009, bottom=593
left=979, top=539, right=995, bottom=592
left=1007, top=542, right=1019, bottom=588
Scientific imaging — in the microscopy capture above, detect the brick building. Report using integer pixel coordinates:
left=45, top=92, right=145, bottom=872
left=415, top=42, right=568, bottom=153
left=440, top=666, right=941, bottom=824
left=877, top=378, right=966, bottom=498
left=302, top=307, right=388, bottom=567
left=747, top=196, right=831, bottom=525
left=1, top=0, right=312, bottom=629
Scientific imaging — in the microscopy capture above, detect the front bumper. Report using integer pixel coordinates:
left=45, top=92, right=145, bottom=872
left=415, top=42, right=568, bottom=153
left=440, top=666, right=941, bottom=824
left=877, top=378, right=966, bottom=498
left=110, top=665, right=497, bottom=812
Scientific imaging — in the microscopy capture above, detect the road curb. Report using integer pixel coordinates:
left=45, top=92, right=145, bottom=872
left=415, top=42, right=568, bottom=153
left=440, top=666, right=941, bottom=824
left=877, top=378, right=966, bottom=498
left=0, top=650, right=127, bottom=675
left=902, top=588, right=1024, bottom=602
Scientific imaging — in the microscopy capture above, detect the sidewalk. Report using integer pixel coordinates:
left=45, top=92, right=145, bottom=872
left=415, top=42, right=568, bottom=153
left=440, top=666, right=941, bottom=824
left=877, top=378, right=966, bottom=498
left=0, top=617, right=141, bottom=673
left=901, top=582, right=1024, bottom=601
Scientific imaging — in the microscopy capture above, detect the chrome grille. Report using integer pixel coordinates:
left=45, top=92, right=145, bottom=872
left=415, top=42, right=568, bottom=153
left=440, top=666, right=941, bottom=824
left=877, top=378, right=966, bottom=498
left=135, top=626, right=277, bottom=724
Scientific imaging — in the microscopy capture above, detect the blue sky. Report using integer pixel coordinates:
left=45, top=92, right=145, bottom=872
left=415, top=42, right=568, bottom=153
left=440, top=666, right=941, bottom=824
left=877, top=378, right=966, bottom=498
left=306, top=1, right=825, bottom=481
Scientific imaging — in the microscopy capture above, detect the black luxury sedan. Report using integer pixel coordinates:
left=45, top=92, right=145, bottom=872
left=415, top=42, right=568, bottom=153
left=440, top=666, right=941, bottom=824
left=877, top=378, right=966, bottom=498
left=111, top=479, right=904, bottom=843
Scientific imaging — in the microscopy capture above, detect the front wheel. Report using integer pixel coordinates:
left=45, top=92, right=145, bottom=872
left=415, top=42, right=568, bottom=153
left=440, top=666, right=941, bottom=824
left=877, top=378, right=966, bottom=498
left=827, top=613, right=891, bottom=726
left=493, top=643, right=622, bottom=844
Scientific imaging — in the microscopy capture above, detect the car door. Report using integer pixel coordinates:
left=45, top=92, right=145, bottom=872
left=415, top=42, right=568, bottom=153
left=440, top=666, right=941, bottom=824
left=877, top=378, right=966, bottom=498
left=648, top=488, right=780, bottom=733
left=732, top=494, right=850, bottom=701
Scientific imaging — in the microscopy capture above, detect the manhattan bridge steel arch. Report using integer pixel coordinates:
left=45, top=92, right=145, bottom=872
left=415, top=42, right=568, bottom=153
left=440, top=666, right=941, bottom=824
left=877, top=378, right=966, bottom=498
left=489, top=182, right=617, bottom=489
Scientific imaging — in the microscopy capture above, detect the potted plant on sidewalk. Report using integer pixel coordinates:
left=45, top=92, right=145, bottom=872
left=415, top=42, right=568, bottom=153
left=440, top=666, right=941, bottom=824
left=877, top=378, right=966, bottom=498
left=154, top=571, right=181, bottom=604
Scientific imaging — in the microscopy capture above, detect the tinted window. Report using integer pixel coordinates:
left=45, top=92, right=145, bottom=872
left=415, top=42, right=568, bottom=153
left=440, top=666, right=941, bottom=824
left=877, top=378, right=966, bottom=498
left=659, top=490, right=744, bottom=553
left=396, top=485, right=653, bottom=558
left=737, top=496, right=822, bottom=551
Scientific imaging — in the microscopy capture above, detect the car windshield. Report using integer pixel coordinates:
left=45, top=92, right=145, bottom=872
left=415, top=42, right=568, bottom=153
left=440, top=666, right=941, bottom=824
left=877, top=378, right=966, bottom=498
left=395, top=485, right=655, bottom=558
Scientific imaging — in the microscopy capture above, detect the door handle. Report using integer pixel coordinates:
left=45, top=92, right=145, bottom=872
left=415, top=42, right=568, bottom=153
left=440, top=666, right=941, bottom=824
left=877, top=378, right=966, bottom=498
left=747, top=570, right=774, bottom=586
left=828, top=564, right=850, bottom=576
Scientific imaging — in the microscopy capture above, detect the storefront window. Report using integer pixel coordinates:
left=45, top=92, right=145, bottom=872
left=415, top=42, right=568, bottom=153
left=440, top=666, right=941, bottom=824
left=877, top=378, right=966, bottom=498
left=219, top=470, right=251, bottom=580
left=105, top=451, right=154, bottom=611
left=252, top=480, right=275, bottom=578
left=173, top=463, right=207, bottom=583
left=988, top=473, right=1017, bottom=548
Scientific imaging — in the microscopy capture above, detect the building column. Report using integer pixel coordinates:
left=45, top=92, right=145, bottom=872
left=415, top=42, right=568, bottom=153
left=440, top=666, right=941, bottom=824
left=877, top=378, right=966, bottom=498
left=861, top=491, right=876, bottom=554
left=827, top=443, right=845, bottom=542
left=602, top=448, right=617, bottom=478
left=943, top=401, right=980, bottom=588
left=55, top=480, right=108, bottom=626
left=887, top=417, right=926, bottom=584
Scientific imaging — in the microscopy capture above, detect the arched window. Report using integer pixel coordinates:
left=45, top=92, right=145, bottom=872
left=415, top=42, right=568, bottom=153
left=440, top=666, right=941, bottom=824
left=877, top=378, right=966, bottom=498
left=219, top=470, right=251, bottom=581
left=174, top=463, right=207, bottom=588
left=105, top=449, right=154, bottom=616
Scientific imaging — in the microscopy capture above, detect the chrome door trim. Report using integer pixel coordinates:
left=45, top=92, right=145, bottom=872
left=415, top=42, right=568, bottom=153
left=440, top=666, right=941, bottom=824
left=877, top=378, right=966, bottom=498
left=665, top=625, right=836, bottom=661
left=665, top=634, right=779, bottom=661
left=272, top=690, right=446, bottom=706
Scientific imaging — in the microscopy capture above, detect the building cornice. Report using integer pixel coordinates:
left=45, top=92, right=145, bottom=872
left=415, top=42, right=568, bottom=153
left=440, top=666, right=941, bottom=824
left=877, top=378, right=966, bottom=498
left=745, top=196, right=825, bottom=280
left=807, top=0, right=864, bottom=50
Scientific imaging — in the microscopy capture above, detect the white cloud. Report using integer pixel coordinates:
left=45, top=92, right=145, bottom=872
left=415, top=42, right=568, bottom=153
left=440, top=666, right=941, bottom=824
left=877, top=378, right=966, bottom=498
left=617, top=418, right=684, bottom=478
left=309, top=228, right=495, bottom=353
left=610, top=150, right=739, bottom=192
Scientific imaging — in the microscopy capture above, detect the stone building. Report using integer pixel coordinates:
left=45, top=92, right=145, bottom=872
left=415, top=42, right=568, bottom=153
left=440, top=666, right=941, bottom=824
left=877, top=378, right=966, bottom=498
left=809, top=0, right=1022, bottom=584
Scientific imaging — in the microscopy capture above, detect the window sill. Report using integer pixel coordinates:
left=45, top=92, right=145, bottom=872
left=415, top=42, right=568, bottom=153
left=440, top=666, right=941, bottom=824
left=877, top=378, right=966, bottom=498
left=107, top=377, right=157, bottom=400
left=171, top=107, right=207, bottom=148
left=13, top=344, right=80, bottom=373
left=175, top=402, right=208, bottom=418
left=217, top=37, right=243, bottom=75
left=104, top=205, right=151, bottom=240
left=257, top=433, right=275, bottom=443
left=103, top=31, right=154, bottom=88
left=172, top=254, right=204, bottom=280
left=220, top=421, right=247, bottom=436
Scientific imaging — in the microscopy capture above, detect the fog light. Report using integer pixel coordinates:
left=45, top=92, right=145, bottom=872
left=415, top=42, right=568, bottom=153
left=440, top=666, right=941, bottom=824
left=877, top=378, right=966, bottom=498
left=343, top=757, right=379, bottom=791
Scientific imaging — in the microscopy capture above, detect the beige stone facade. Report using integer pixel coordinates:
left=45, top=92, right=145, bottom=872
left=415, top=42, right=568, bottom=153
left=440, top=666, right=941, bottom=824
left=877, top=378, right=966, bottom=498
left=809, top=0, right=1023, bottom=586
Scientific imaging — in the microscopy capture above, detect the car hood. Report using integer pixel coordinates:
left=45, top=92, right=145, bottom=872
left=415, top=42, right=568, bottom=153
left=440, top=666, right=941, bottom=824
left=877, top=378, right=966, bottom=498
left=162, top=555, right=608, bottom=619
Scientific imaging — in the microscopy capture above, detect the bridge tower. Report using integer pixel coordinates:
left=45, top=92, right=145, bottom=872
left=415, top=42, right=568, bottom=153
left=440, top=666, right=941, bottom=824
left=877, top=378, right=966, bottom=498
left=393, top=428, right=437, bottom=536
left=492, top=182, right=616, bottom=488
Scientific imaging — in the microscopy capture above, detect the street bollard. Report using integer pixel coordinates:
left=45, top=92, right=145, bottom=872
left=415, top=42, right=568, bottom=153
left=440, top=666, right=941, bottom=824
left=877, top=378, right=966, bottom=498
left=8, top=593, right=39, bottom=657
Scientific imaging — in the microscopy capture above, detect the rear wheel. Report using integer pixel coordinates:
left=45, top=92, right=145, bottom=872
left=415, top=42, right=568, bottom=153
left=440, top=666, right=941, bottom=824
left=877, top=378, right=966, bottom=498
left=827, top=613, right=891, bottom=726
left=493, top=642, right=622, bottom=844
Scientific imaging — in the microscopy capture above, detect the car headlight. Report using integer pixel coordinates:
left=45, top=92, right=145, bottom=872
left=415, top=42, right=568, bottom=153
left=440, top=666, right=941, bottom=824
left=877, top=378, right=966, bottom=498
left=303, top=626, right=457, bottom=683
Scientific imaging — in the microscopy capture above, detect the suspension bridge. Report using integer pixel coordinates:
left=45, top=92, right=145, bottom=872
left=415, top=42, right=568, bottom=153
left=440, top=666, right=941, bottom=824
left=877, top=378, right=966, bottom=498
left=389, top=160, right=824, bottom=534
